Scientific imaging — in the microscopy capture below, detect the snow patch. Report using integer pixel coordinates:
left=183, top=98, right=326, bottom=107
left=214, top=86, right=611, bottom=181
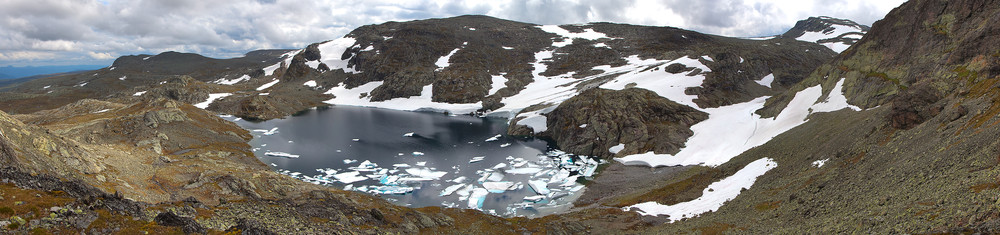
left=608, top=144, right=625, bottom=154
left=435, top=47, right=462, bottom=71
left=488, top=75, right=508, bottom=96
left=625, top=157, right=777, bottom=220
left=303, top=80, right=317, bottom=87
left=323, top=82, right=482, bottom=114
left=194, top=93, right=232, bottom=109
left=256, top=80, right=279, bottom=91
left=317, top=37, right=361, bottom=73
left=133, top=91, right=146, bottom=96
left=616, top=78, right=860, bottom=167
left=216, top=74, right=250, bottom=85
left=756, top=73, right=775, bottom=88
left=812, top=159, right=829, bottom=168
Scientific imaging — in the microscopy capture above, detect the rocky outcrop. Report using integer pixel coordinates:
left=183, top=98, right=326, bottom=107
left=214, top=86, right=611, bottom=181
left=542, top=88, right=708, bottom=159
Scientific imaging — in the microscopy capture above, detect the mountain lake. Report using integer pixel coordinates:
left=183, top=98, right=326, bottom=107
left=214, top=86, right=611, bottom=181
left=222, top=106, right=604, bottom=217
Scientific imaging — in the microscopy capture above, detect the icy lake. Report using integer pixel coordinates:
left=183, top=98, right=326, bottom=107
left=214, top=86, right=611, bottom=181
left=223, top=106, right=603, bottom=217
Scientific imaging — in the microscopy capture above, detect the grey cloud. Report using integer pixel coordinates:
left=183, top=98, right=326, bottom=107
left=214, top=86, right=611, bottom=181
left=0, top=0, right=903, bottom=66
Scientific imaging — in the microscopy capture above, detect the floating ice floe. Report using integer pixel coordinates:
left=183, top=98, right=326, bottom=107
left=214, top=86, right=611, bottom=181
left=403, top=132, right=415, bottom=137
left=252, top=127, right=279, bottom=136
left=412, top=152, right=425, bottom=156
left=485, top=134, right=501, bottom=142
left=500, top=143, right=511, bottom=148
left=264, top=152, right=299, bottom=158
left=343, top=159, right=357, bottom=164
left=468, top=188, right=489, bottom=210
left=469, top=156, right=485, bottom=163
left=440, top=184, right=465, bottom=196
left=333, top=171, right=368, bottom=184
left=405, top=168, right=448, bottom=180
left=483, top=181, right=517, bottom=193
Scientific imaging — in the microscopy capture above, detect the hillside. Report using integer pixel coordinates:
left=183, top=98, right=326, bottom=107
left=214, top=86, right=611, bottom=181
left=5, top=4, right=998, bottom=233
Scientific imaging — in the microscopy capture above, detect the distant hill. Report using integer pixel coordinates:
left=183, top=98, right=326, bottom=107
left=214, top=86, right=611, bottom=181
left=0, top=65, right=108, bottom=79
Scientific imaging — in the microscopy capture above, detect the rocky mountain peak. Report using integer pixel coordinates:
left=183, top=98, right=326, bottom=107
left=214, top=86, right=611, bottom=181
left=779, top=16, right=870, bottom=53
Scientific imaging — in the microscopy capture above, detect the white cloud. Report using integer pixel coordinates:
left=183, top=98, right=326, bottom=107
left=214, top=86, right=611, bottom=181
left=0, top=0, right=906, bottom=66
left=0, top=51, right=58, bottom=61
left=87, top=51, right=115, bottom=60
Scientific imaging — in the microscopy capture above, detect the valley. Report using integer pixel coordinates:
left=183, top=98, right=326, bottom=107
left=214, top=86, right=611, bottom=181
left=1, top=0, right=999, bottom=233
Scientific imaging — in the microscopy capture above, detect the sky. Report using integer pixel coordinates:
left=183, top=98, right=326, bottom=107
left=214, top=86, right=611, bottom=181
left=0, top=0, right=906, bottom=67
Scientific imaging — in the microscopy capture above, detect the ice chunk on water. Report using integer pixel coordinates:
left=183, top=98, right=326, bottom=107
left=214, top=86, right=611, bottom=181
left=484, top=172, right=505, bottom=182
left=416, top=161, right=427, bottom=166
left=264, top=152, right=299, bottom=158
left=392, top=163, right=411, bottom=168
left=333, top=171, right=367, bottom=184
left=528, top=180, right=550, bottom=195
left=379, top=175, right=400, bottom=185
left=523, top=195, right=546, bottom=202
left=405, top=168, right=448, bottom=179
left=549, top=169, right=570, bottom=184
left=403, top=132, right=415, bottom=137
left=469, top=156, right=485, bottom=163
left=369, top=186, right=414, bottom=195
left=485, top=134, right=501, bottom=142
left=507, top=167, right=543, bottom=174
left=483, top=181, right=516, bottom=193
left=343, top=159, right=357, bottom=164
left=492, top=163, right=507, bottom=169
left=500, top=143, right=511, bottom=148
left=412, top=152, right=425, bottom=156
left=440, top=184, right=465, bottom=196
left=450, top=176, right=467, bottom=183
left=468, top=188, right=489, bottom=210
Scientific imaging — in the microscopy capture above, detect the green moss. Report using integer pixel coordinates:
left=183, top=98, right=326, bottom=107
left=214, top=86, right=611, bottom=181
left=0, top=207, right=12, bottom=215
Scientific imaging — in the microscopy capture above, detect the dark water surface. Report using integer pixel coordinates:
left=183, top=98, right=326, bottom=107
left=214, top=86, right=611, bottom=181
left=225, top=106, right=599, bottom=217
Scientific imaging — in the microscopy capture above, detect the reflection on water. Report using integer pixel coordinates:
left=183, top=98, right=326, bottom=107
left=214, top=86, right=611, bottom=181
left=224, top=106, right=602, bottom=217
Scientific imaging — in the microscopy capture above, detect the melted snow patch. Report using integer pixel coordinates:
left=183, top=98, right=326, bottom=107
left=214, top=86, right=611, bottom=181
left=194, top=93, right=232, bottom=109
left=256, top=80, right=279, bottom=91
left=625, top=157, right=777, bottom=221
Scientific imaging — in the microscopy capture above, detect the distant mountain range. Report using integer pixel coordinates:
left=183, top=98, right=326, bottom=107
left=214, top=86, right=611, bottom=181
left=0, top=64, right=108, bottom=79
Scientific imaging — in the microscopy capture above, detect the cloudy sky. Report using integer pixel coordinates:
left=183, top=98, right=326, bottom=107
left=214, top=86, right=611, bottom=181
left=0, top=0, right=905, bottom=67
